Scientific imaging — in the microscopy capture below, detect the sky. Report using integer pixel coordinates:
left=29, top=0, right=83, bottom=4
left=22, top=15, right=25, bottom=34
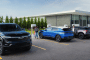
left=0, top=0, right=90, bottom=19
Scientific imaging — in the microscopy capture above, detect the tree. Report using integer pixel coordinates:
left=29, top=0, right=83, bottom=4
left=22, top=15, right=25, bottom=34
left=0, top=16, right=3, bottom=23
left=10, top=16, right=13, bottom=23
left=27, top=17, right=31, bottom=29
left=34, top=17, right=38, bottom=26
left=31, top=17, right=33, bottom=24
left=23, top=17, right=27, bottom=28
left=41, top=18, right=44, bottom=28
left=15, top=17, right=18, bottom=24
left=45, top=18, right=47, bottom=28
left=0, top=17, right=1, bottom=23
left=5, top=16, right=9, bottom=23
left=37, top=17, right=41, bottom=28
left=19, top=18, right=23, bottom=28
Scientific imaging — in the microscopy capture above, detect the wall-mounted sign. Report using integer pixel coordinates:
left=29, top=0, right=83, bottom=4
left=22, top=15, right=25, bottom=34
left=31, top=24, right=36, bottom=27
left=72, top=24, right=79, bottom=26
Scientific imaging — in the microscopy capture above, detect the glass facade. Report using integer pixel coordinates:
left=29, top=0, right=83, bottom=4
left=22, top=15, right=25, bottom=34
left=88, top=17, right=90, bottom=24
left=80, top=16, right=87, bottom=26
left=71, top=15, right=90, bottom=27
left=72, top=15, right=79, bottom=24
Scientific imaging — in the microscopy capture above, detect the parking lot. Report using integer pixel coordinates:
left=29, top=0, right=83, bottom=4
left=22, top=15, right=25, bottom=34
left=0, top=38, right=90, bottom=60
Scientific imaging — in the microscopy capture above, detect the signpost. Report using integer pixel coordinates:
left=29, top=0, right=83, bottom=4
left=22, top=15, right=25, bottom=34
left=31, top=24, right=36, bottom=39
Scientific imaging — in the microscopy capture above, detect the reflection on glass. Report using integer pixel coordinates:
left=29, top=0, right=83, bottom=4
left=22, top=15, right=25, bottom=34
left=72, top=15, right=79, bottom=24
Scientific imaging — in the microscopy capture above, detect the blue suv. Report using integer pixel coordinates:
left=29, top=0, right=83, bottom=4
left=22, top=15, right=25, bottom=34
left=39, top=26, right=74, bottom=42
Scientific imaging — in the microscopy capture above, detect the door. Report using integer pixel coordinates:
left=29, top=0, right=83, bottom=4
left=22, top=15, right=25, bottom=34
left=80, top=16, right=87, bottom=26
left=44, top=27, right=52, bottom=37
left=50, top=28, right=59, bottom=37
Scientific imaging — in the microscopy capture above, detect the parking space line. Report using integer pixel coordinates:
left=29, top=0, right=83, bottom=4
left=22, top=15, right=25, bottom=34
left=32, top=45, right=46, bottom=50
left=32, top=45, right=35, bottom=46
left=39, top=39, right=69, bottom=45
left=34, top=46, right=38, bottom=47
left=0, top=57, right=2, bottom=59
left=38, top=47, right=42, bottom=48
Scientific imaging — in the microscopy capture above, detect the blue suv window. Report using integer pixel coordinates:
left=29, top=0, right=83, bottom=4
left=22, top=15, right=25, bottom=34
left=52, top=28, right=59, bottom=31
left=47, top=27, right=52, bottom=31
left=63, top=28, right=71, bottom=31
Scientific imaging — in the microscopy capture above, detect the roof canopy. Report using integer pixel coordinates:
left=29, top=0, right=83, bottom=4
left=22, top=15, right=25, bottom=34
left=18, top=10, right=90, bottom=18
left=40, top=10, right=90, bottom=17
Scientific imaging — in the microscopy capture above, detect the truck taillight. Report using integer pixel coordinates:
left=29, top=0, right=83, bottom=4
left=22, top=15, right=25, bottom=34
left=84, top=30, right=88, bottom=32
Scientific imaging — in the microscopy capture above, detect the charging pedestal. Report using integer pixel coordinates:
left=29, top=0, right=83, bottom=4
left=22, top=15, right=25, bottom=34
left=31, top=24, right=36, bottom=39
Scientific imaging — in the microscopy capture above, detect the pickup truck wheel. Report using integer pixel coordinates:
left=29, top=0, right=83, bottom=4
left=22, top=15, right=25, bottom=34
left=78, top=33, right=84, bottom=39
left=0, top=41, right=5, bottom=55
left=56, top=35, right=62, bottom=42
left=39, top=33, right=43, bottom=39
left=67, top=39, right=72, bottom=41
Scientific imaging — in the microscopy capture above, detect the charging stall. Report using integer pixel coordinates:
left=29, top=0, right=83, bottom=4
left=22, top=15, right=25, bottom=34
left=31, top=24, right=36, bottom=39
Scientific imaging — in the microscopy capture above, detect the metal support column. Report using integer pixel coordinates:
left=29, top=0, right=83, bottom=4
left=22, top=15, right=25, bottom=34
left=79, top=15, right=81, bottom=26
left=70, top=14, right=72, bottom=27
left=56, top=16, right=57, bottom=26
left=87, top=16, right=88, bottom=27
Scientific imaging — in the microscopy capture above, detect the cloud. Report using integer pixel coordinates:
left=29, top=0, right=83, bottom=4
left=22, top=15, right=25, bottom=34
left=1, top=0, right=90, bottom=19
left=40, top=0, right=90, bottom=13
left=0, top=0, right=11, bottom=5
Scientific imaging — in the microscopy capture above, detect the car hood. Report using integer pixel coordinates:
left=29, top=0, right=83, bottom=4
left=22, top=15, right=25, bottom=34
left=2, top=31, right=29, bottom=37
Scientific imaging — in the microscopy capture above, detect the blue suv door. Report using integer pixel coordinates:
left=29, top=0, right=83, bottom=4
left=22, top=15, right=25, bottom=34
left=44, top=27, right=52, bottom=37
left=49, top=28, right=59, bottom=38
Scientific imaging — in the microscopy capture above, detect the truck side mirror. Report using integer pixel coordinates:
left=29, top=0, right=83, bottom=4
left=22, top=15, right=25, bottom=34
left=45, top=28, right=47, bottom=31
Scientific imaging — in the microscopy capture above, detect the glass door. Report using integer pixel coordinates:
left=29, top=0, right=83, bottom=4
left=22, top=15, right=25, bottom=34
left=80, top=16, right=87, bottom=26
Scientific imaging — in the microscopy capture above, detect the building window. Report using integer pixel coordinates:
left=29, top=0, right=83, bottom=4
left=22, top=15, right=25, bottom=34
left=88, top=17, right=90, bottom=24
left=80, top=16, right=87, bottom=26
left=72, top=15, right=79, bottom=24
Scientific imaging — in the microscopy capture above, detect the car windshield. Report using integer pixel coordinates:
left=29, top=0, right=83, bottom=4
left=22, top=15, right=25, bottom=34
left=63, top=28, right=71, bottom=31
left=0, top=24, right=21, bottom=32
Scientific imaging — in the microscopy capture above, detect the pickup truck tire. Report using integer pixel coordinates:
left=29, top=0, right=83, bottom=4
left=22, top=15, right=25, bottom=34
left=39, top=33, right=43, bottom=39
left=0, top=41, right=5, bottom=55
left=78, top=33, right=84, bottom=39
left=56, top=35, right=62, bottom=42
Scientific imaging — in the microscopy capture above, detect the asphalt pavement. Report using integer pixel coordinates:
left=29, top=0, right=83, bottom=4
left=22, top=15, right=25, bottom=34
left=0, top=37, right=90, bottom=60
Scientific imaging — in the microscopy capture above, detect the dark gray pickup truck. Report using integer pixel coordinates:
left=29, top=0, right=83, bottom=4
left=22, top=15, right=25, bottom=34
left=0, top=23, right=32, bottom=55
left=72, top=26, right=90, bottom=39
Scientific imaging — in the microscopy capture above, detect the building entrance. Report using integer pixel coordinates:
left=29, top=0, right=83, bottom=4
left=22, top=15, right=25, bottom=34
left=80, top=16, right=87, bottom=26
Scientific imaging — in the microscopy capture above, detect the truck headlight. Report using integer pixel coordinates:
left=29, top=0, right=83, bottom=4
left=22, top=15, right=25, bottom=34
left=28, top=34, right=31, bottom=39
left=0, top=33, right=6, bottom=38
left=0, top=33, right=9, bottom=38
